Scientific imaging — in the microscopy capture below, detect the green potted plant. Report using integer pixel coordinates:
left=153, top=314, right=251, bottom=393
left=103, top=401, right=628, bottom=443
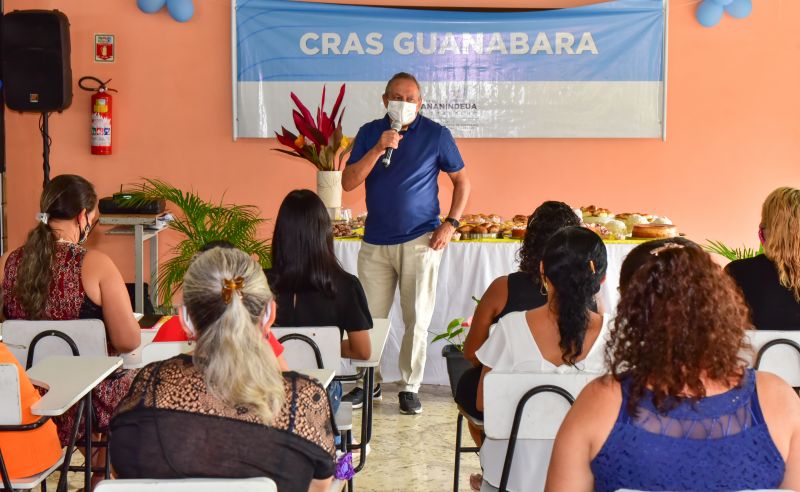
left=123, top=178, right=271, bottom=310
left=432, top=296, right=479, bottom=397
left=704, top=240, right=763, bottom=261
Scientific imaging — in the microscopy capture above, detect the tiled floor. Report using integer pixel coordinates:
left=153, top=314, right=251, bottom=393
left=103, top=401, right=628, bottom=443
left=46, top=383, right=481, bottom=491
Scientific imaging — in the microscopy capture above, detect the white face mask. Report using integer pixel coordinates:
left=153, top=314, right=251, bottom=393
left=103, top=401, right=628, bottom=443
left=386, top=100, right=418, bottom=126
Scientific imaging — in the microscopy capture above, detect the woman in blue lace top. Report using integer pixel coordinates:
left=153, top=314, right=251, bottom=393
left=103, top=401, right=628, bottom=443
left=546, top=240, right=800, bottom=492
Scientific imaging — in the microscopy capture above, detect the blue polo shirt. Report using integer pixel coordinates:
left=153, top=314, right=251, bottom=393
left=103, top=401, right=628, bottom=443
left=347, top=115, right=465, bottom=246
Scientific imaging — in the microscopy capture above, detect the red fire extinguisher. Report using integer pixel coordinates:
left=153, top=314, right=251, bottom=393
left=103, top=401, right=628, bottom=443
left=79, top=76, right=117, bottom=155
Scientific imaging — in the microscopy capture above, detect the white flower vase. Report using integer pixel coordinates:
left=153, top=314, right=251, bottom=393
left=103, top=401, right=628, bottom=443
left=316, top=170, right=343, bottom=210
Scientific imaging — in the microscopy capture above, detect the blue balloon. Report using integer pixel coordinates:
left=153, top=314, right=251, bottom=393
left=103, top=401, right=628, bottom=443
left=696, top=0, right=724, bottom=27
left=710, top=0, right=733, bottom=5
left=166, top=0, right=194, bottom=22
left=725, top=0, right=752, bottom=19
left=137, top=0, right=166, bottom=14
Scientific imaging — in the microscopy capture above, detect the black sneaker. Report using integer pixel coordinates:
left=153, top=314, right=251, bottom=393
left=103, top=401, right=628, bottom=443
left=342, top=384, right=382, bottom=409
left=398, top=391, right=422, bottom=415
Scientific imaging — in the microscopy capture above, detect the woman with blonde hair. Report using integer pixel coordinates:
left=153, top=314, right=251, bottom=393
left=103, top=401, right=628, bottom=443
left=111, top=247, right=336, bottom=492
left=727, top=186, right=800, bottom=330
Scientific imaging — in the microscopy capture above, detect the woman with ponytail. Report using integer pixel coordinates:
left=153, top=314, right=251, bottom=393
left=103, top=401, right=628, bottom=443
left=0, top=175, right=140, bottom=460
left=472, top=226, right=608, bottom=492
left=111, top=248, right=336, bottom=492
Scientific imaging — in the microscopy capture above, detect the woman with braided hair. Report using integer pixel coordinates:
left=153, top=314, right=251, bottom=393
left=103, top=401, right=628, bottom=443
left=473, top=226, right=609, bottom=492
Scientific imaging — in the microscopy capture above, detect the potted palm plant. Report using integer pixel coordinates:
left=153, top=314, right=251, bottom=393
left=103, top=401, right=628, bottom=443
left=123, top=178, right=271, bottom=310
left=704, top=240, right=763, bottom=261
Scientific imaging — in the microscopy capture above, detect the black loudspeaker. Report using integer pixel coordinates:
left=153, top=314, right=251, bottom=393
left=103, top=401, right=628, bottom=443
left=1, top=10, right=72, bottom=112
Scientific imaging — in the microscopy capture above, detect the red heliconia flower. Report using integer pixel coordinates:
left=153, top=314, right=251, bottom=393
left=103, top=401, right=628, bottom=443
left=274, top=83, right=351, bottom=171
left=275, top=127, right=300, bottom=151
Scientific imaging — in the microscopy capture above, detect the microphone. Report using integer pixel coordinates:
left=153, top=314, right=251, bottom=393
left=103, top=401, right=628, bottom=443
left=381, top=120, right=403, bottom=168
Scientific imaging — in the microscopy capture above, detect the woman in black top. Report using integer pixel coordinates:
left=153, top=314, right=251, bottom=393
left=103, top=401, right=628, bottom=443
left=726, top=187, right=800, bottom=331
left=267, top=190, right=373, bottom=412
left=454, top=202, right=581, bottom=440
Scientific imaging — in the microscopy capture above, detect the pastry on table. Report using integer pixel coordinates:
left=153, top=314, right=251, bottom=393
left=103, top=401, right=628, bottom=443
left=632, top=223, right=678, bottom=239
left=604, top=219, right=628, bottom=239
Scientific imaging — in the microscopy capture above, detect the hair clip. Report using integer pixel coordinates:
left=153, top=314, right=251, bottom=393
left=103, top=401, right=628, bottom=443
left=589, top=260, right=596, bottom=274
left=650, top=243, right=685, bottom=257
left=221, top=276, right=245, bottom=304
left=36, top=212, right=49, bottom=225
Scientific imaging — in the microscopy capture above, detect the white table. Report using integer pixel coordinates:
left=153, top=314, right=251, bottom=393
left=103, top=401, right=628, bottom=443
left=298, top=368, right=335, bottom=388
left=28, top=356, right=123, bottom=416
left=28, top=355, right=123, bottom=492
left=340, top=318, right=391, bottom=473
left=334, top=239, right=640, bottom=386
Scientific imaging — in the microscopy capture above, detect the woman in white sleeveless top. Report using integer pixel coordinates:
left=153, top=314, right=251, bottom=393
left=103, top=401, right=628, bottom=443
left=475, top=226, right=609, bottom=492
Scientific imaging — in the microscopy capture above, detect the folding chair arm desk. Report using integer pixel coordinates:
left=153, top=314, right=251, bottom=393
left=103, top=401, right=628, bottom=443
left=28, top=356, right=123, bottom=492
left=344, top=319, right=390, bottom=473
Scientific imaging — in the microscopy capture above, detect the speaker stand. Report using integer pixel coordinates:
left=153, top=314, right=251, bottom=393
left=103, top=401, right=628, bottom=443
left=40, top=112, right=51, bottom=187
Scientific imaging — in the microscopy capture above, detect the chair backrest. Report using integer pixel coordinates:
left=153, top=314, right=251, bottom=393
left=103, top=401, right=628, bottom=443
left=483, top=372, right=599, bottom=440
left=271, top=326, right=341, bottom=370
left=94, top=477, right=278, bottom=491
left=0, top=363, right=21, bottom=425
left=141, top=341, right=193, bottom=365
left=745, top=330, right=800, bottom=387
left=2, top=319, right=108, bottom=368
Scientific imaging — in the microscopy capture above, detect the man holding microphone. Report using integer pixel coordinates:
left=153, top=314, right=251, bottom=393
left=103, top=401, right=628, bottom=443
left=342, top=72, right=471, bottom=414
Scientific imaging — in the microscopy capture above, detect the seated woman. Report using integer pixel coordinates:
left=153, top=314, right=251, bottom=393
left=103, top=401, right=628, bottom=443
left=618, top=236, right=698, bottom=295
left=266, top=190, right=372, bottom=411
left=474, top=226, right=609, bottom=492
left=0, top=175, right=140, bottom=452
left=111, top=247, right=336, bottom=492
left=0, top=342, right=61, bottom=481
left=456, top=201, right=581, bottom=438
left=727, top=186, right=800, bottom=330
left=156, top=239, right=289, bottom=370
left=546, top=241, right=800, bottom=492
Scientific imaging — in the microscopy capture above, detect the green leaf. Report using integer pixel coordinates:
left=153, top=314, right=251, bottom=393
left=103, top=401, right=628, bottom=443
left=121, top=178, right=272, bottom=309
left=447, top=318, right=463, bottom=331
left=704, top=240, right=764, bottom=261
left=432, top=333, right=450, bottom=343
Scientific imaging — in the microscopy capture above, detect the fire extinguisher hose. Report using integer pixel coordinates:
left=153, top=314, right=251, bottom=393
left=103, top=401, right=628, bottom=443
left=78, top=76, right=118, bottom=93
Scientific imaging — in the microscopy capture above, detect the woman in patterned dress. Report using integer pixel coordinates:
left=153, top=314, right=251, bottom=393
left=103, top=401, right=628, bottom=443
left=0, top=174, right=140, bottom=486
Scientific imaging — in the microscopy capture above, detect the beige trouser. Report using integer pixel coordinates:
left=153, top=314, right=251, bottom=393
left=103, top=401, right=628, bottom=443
left=357, top=233, right=444, bottom=393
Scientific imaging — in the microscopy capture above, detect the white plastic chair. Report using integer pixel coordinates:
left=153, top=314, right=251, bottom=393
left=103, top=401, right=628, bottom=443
left=482, top=372, right=599, bottom=492
left=94, top=477, right=278, bottom=491
left=2, top=319, right=108, bottom=369
left=271, top=326, right=355, bottom=490
left=745, top=330, right=800, bottom=387
left=271, top=326, right=341, bottom=371
left=0, top=363, right=66, bottom=491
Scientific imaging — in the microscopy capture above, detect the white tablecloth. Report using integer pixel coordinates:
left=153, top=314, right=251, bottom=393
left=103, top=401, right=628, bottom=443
left=334, top=240, right=638, bottom=386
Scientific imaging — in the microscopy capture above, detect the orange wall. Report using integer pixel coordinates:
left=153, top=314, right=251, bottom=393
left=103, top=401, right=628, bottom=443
left=4, top=0, right=799, bottom=282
